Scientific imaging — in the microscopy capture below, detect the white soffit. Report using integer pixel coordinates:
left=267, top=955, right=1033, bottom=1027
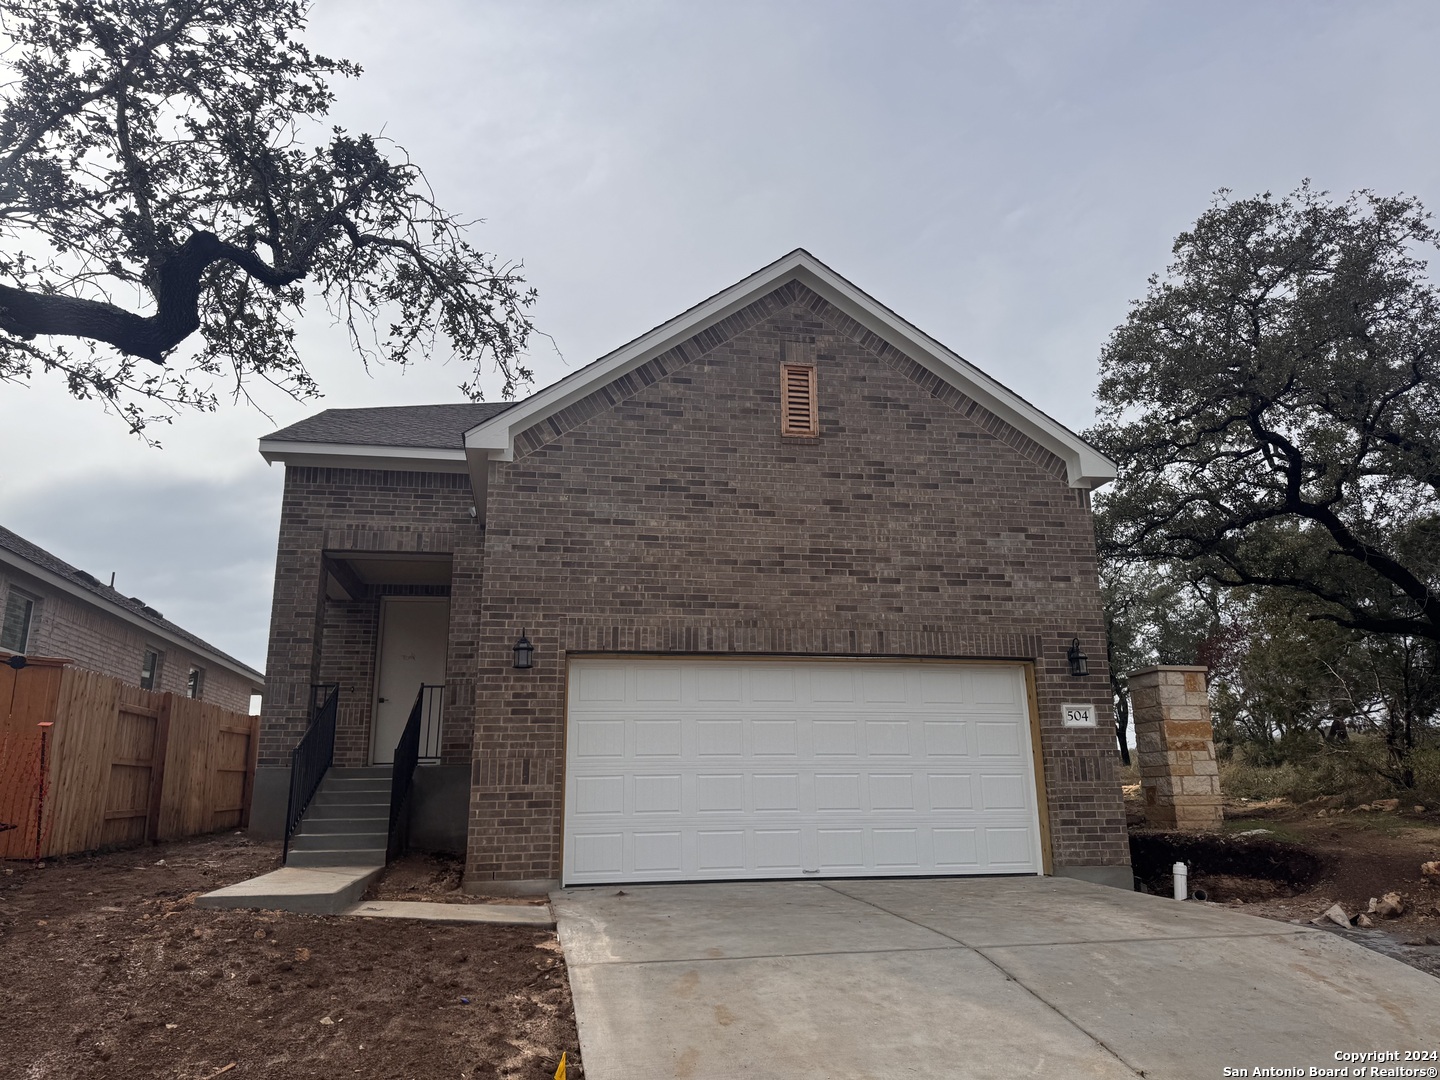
left=463, top=249, right=1117, bottom=489
left=257, top=441, right=469, bottom=474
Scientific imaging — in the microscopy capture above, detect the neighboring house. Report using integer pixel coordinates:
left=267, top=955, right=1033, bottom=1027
left=0, top=525, right=263, bottom=712
left=253, top=249, right=1129, bottom=893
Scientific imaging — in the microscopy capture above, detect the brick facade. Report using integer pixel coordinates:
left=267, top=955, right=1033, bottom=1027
left=258, top=466, right=481, bottom=769
left=0, top=565, right=257, bottom=712
left=464, top=283, right=1126, bottom=884
left=259, top=276, right=1128, bottom=885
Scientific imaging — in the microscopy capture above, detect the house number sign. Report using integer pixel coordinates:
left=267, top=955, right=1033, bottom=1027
left=1061, top=703, right=1097, bottom=728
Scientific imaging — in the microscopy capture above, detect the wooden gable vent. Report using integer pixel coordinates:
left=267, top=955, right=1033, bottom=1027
left=780, top=362, right=819, bottom=437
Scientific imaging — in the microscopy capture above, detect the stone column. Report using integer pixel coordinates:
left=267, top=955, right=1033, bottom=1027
left=1127, top=665, right=1222, bottom=831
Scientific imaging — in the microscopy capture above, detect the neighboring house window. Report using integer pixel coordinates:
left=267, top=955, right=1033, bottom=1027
left=140, top=649, right=160, bottom=690
left=186, top=666, right=204, bottom=699
left=780, top=362, right=819, bottom=437
left=1, top=590, right=35, bottom=652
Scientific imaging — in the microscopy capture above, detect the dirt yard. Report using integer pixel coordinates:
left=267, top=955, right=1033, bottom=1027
left=368, top=852, right=549, bottom=908
left=1126, top=785, right=1440, bottom=978
left=0, top=835, right=582, bottom=1079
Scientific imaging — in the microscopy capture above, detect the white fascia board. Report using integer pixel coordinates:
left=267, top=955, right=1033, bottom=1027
left=258, top=440, right=468, bottom=474
left=463, top=250, right=1117, bottom=488
left=0, top=547, right=265, bottom=688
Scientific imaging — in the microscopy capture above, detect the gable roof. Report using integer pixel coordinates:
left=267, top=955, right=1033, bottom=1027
left=266, top=402, right=518, bottom=450
left=462, top=249, right=1116, bottom=489
left=0, top=525, right=264, bottom=688
left=259, top=401, right=520, bottom=473
left=257, top=251, right=1116, bottom=490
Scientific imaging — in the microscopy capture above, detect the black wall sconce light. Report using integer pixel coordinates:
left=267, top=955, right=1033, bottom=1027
left=513, top=631, right=535, bottom=670
left=1067, top=637, right=1089, bottom=678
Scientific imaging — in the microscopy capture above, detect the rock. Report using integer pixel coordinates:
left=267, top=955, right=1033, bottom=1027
left=1375, top=892, right=1405, bottom=919
left=1313, top=903, right=1352, bottom=928
left=1421, top=861, right=1440, bottom=882
left=1234, top=828, right=1273, bottom=836
left=1414, top=806, right=1426, bottom=814
left=319, top=1016, right=334, bottom=1026
left=1375, top=798, right=1401, bottom=812
left=1356, top=913, right=1375, bottom=928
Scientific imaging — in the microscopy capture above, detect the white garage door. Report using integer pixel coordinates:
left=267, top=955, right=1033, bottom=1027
left=563, top=658, right=1044, bottom=885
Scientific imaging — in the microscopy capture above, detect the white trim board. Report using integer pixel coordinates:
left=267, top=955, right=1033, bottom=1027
left=258, top=441, right=469, bottom=474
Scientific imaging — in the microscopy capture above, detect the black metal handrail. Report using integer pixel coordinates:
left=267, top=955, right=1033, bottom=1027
left=417, top=683, right=444, bottom=763
left=283, top=683, right=338, bottom=862
left=387, top=684, right=437, bottom=862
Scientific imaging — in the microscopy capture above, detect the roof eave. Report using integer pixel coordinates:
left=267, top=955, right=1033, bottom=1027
left=0, top=546, right=264, bottom=688
left=258, top=440, right=469, bottom=474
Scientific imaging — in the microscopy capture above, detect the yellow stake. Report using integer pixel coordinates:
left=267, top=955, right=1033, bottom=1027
left=554, top=1051, right=567, bottom=1080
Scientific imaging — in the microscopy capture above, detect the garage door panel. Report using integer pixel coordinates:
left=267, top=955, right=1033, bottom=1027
left=573, top=774, right=625, bottom=816
left=697, top=829, right=745, bottom=871
left=933, top=828, right=980, bottom=867
left=814, top=719, right=858, bottom=756
left=696, top=773, right=744, bottom=813
left=697, top=719, right=743, bottom=756
left=752, top=772, right=800, bottom=812
left=865, top=719, right=911, bottom=755
left=575, top=719, right=626, bottom=759
left=983, top=826, right=1035, bottom=866
left=979, top=773, right=1030, bottom=811
left=564, top=660, right=1041, bottom=885
left=923, top=720, right=971, bottom=756
left=975, top=720, right=1022, bottom=757
left=633, top=773, right=683, bottom=814
left=752, top=718, right=798, bottom=756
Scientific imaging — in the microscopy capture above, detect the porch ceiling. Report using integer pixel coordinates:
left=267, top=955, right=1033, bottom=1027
left=324, top=552, right=452, bottom=599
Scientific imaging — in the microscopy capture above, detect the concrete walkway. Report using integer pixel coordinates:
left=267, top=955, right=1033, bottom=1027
left=196, top=865, right=381, bottom=915
left=197, top=869, right=554, bottom=926
left=344, top=899, right=554, bottom=927
left=552, top=876, right=1440, bottom=1080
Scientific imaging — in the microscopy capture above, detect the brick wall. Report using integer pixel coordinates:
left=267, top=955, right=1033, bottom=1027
left=259, top=467, right=481, bottom=768
left=0, top=567, right=257, bottom=713
left=466, top=282, right=1127, bottom=883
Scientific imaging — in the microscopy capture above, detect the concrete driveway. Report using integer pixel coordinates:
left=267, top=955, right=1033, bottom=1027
left=552, top=876, right=1440, bottom=1079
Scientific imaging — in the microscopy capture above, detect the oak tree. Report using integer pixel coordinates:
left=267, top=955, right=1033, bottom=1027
left=0, top=0, right=534, bottom=436
left=1090, top=184, right=1440, bottom=644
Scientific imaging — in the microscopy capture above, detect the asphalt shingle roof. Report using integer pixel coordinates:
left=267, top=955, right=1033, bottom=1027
left=0, top=525, right=263, bottom=682
left=263, top=401, right=521, bottom=450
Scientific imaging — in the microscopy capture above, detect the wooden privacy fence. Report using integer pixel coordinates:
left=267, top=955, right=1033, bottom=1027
left=0, top=656, right=260, bottom=859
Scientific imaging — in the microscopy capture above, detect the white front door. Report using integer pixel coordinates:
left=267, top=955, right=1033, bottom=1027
left=372, top=598, right=449, bottom=765
left=563, top=658, right=1044, bottom=885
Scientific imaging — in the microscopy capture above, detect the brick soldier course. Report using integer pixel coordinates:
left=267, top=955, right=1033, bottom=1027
left=1128, top=665, right=1223, bottom=831
left=253, top=250, right=1132, bottom=891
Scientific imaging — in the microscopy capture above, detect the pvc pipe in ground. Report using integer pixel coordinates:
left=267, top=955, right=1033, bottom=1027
left=1172, top=862, right=1188, bottom=901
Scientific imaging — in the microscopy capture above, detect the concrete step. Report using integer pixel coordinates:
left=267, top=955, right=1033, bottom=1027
left=197, top=865, right=384, bottom=916
left=313, top=789, right=391, bottom=806
left=289, top=830, right=387, bottom=851
left=329, top=767, right=392, bottom=779
left=295, top=815, right=387, bottom=835
left=315, top=783, right=391, bottom=800
left=306, top=800, right=388, bottom=820
left=286, top=847, right=386, bottom=868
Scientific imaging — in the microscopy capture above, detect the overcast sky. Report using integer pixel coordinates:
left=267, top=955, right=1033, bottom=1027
left=2, top=0, right=1437, bottom=674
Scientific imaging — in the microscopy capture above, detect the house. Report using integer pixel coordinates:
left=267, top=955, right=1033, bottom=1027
left=0, top=525, right=263, bottom=711
left=251, top=250, right=1129, bottom=893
